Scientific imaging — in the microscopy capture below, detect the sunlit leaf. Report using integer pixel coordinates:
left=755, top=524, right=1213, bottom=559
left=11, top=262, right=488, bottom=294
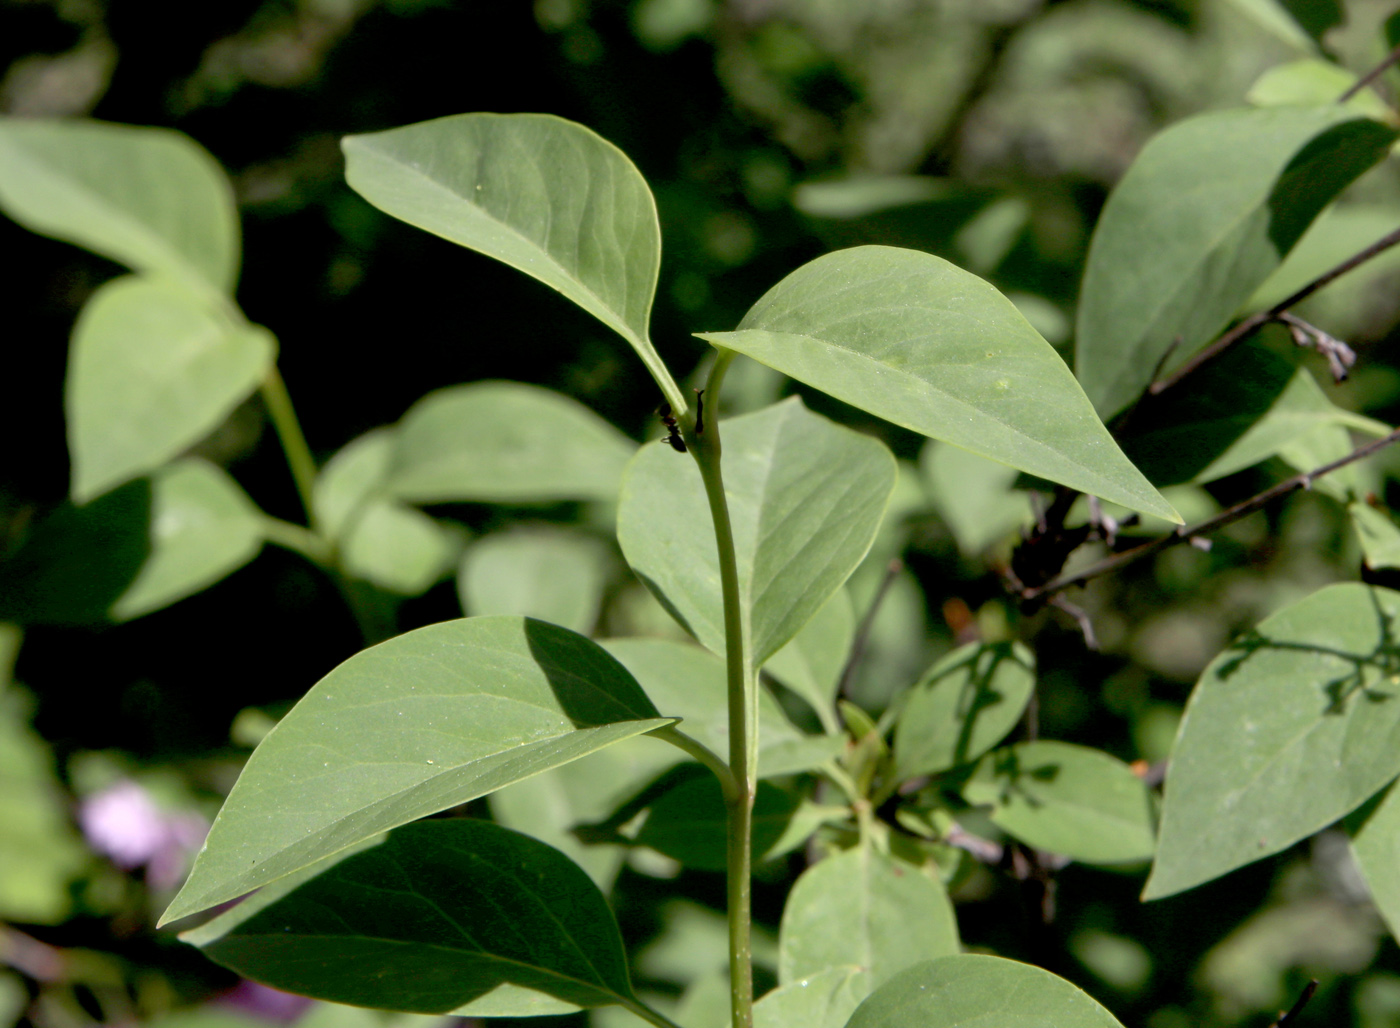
left=67, top=275, right=274, bottom=502
left=617, top=397, right=896, bottom=669
left=778, top=848, right=958, bottom=989
left=183, top=820, right=640, bottom=1014
left=752, top=966, right=869, bottom=1028
left=699, top=246, right=1178, bottom=522
left=602, top=638, right=835, bottom=776
left=1349, top=780, right=1400, bottom=943
left=962, top=741, right=1156, bottom=865
left=894, top=641, right=1035, bottom=779
left=342, top=114, right=680, bottom=406
left=459, top=527, right=611, bottom=635
left=763, top=588, right=854, bottom=733
left=1351, top=503, right=1400, bottom=571
left=919, top=441, right=1028, bottom=554
left=845, top=955, right=1126, bottom=1028
left=1247, top=59, right=1392, bottom=118
left=0, top=118, right=239, bottom=293
left=1146, top=584, right=1400, bottom=900
left=160, top=617, right=672, bottom=925
left=1077, top=105, right=1396, bottom=419
left=387, top=381, right=636, bottom=504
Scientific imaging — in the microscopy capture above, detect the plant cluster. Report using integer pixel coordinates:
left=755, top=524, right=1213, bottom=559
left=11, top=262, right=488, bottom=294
left=4, top=13, right=1400, bottom=1028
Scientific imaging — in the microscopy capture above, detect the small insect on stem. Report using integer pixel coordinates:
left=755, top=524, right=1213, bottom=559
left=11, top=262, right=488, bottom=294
left=658, top=401, right=686, bottom=453
left=694, top=389, right=705, bottom=435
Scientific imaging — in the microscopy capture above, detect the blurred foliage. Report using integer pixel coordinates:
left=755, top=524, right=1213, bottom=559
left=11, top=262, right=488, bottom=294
left=3, top=0, right=1400, bottom=1027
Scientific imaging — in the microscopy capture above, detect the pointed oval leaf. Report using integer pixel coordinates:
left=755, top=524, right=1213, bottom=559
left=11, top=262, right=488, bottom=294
left=460, top=527, right=611, bottom=635
left=962, top=741, right=1156, bottom=865
left=894, top=641, right=1036, bottom=779
left=1349, top=780, right=1400, bottom=942
left=0, top=459, right=264, bottom=625
left=845, top=955, right=1126, bottom=1028
left=1077, top=105, right=1398, bottom=420
left=387, top=381, right=636, bottom=504
left=698, top=246, right=1177, bottom=522
left=1145, top=583, right=1400, bottom=900
left=160, top=616, right=671, bottom=925
left=0, top=119, right=239, bottom=293
left=342, top=114, right=679, bottom=407
left=753, top=966, right=870, bottom=1028
left=184, top=820, right=637, bottom=1014
left=602, top=638, right=834, bottom=777
left=635, top=776, right=797, bottom=870
left=617, top=396, right=897, bottom=668
left=778, top=848, right=958, bottom=989
left=67, top=276, right=275, bottom=502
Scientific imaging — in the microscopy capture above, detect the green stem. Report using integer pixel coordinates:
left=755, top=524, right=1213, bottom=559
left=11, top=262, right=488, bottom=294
left=651, top=725, right=738, bottom=801
left=259, top=366, right=321, bottom=533
left=690, top=347, right=754, bottom=1028
left=260, top=515, right=334, bottom=565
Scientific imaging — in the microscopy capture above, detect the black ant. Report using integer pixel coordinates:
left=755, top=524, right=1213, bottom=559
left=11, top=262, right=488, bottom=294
left=658, top=401, right=686, bottom=452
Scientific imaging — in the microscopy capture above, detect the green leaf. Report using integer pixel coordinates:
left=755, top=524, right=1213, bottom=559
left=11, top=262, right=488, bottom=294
left=183, top=820, right=639, bottom=1014
left=617, top=396, right=896, bottom=669
left=844, top=954, right=1126, bottom=1028
left=341, top=114, right=680, bottom=408
left=1120, top=345, right=1389, bottom=487
left=387, top=381, right=636, bottom=504
left=778, top=848, right=958, bottom=990
left=313, top=428, right=457, bottom=596
left=0, top=685, right=86, bottom=923
left=1219, top=0, right=1317, bottom=52
left=962, top=741, right=1156, bottom=865
left=159, top=616, right=672, bottom=925
left=1247, top=59, right=1393, bottom=118
left=459, top=527, right=611, bottom=635
left=635, top=776, right=797, bottom=870
left=1145, top=583, right=1400, bottom=900
left=1349, top=780, right=1400, bottom=942
left=490, top=740, right=673, bottom=890
left=753, top=966, right=870, bottom=1028
left=0, top=458, right=264, bottom=625
left=919, top=441, right=1028, bottom=554
left=698, top=246, right=1178, bottom=523
left=1077, top=105, right=1397, bottom=420
left=67, top=275, right=274, bottom=502
left=763, top=588, right=855, bottom=733
left=0, top=118, right=239, bottom=293
left=1351, top=503, right=1400, bottom=571
left=894, top=641, right=1036, bottom=779
left=602, top=638, right=835, bottom=776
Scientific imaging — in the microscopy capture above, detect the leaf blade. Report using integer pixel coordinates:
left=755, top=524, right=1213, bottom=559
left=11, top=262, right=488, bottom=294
left=160, top=616, right=671, bottom=925
left=1145, top=583, right=1400, bottom=900
left=0, top=118, right=239, bottom=293
left=699, top=246, right=1177, bottom=522
left=184, top=820, right=637, bottom=1014
left=341, top=114, right=680, bottom=407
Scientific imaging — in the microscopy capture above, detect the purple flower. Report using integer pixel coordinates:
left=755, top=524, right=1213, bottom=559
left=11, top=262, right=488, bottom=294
left=78, top=779, right=208, bottom=890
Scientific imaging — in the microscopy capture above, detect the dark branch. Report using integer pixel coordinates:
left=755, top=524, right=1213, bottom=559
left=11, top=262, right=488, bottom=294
left=1150, top=224, right=1400, bottom=396
left=1268, top=979, right=1318, bottom=1028
left=1340, top=41, right=1400, bottom=103
left=837, top=557, right=903, bottom=699
left=1018, top=426, right=1400, bottom=603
